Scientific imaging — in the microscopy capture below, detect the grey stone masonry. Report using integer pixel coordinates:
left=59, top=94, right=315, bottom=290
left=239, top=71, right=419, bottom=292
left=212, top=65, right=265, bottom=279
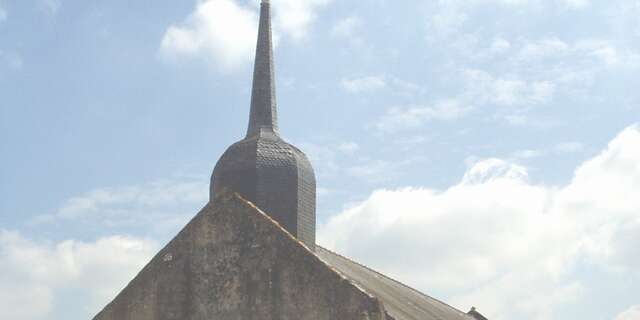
left=210, top=0, right=316, bottom=250
left=93, top=190, right=387, bottom=320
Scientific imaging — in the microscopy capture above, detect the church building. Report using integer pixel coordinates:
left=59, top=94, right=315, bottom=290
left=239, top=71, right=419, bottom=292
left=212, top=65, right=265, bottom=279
left=93, top=1, right=489, bottom=319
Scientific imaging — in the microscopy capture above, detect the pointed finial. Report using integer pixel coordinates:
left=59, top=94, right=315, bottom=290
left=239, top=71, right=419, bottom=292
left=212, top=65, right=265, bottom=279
left=246, top=0, right=277, bottom=137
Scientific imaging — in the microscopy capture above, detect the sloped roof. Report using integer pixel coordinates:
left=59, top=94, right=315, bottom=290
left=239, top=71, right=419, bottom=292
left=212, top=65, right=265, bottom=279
left=316, top=246, right=474, bottom=320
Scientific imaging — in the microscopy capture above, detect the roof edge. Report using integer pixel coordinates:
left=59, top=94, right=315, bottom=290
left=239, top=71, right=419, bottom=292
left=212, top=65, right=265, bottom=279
left=316, top=246, right=474, bottom=319
left=226, top=190, right=390, bottom=318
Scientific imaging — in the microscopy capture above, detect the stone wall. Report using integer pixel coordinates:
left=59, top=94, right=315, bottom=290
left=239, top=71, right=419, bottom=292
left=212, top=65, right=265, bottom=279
left=93, top=190, right=387, bottom=320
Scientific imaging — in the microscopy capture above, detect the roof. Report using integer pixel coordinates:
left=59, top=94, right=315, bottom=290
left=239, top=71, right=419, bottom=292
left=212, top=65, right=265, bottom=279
left=468, top=307, right=489, bottom=320
left=316, top=246, right=474, bottom=320
left=94, top=191, right=388, bottom=320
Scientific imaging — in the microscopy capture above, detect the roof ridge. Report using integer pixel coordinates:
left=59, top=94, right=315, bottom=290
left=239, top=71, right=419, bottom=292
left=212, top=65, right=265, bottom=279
left=316, top=246, right=473, bottom=318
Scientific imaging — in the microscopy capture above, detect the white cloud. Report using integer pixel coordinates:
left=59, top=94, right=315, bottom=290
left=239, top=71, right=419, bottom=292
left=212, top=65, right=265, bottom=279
left=159, top=0, right=258, bottom=70
left=509, top=142, right=585, bottom=160
left=274, top=0, right=331, bottom=40
left=57, top=181, right=207, bottom=218
left=0, top=231, right=156, bottom=320
left=517, top=38, right=571, bottom=61
left=512, top=149, right=545, bottom=159
left=331, top=16, right=363, bottom=39
left=341, top=75, right=423, bottom=96
left=426, top=0, right=638, bottom=69
left=388, top=76, right=424, bottom=96
left=319, top=124, right=640, bottom=320
left=424, top=0, right=640, bottom=127
left=346, top=159, right=395, bottom=181
left=516, top=38, right=640, bottom=68
left=302, top=140, right=377, bottom=181
left=426, top=0, right=536, bottom=37
left=428, top=0, right=590, bottom=37
left=380, top=67, right=558, bottom=132
left=462, top=158, right=529, bottom=184
left=341, top=75, right=386, bottom=93
left=159, top=0, right=330, bottom=69
left=579, top=40, right=640, bottom=68
left=375, top=100, right=471, bottom=132
left=615, top=306, right=640, bottom=320
left=463, top=69, right=556, bottom=107
left=299, top=138, right=422, bottom=184
left=32, top=179, right=208, bottom=235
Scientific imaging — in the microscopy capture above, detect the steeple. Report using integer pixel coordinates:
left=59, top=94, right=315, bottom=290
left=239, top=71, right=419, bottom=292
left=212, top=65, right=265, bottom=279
left=247, top=0, right=278, bottom=138
left=211, top=0, right=316, bottom=250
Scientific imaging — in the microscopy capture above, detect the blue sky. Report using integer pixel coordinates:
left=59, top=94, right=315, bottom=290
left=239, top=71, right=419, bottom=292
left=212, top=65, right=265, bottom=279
left=1, top=0, right=639, bottom=319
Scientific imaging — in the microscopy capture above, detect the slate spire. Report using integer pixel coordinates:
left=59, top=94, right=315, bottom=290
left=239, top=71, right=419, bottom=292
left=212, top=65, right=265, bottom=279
left=247, top=0, right=278, bottom=138
left=212, top=0, right=316, bottom=250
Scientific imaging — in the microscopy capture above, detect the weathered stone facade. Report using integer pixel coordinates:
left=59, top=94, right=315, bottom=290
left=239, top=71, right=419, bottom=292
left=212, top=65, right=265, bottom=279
left=93, top=190, right=387, bottom=320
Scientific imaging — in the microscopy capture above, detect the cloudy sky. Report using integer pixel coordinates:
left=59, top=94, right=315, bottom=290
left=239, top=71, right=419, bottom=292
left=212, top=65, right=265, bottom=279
left=1, top=0, right=639, bottom=319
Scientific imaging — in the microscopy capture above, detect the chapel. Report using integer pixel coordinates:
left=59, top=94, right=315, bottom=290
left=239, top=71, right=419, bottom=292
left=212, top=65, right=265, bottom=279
left=93, top=2, right=489, bottom=319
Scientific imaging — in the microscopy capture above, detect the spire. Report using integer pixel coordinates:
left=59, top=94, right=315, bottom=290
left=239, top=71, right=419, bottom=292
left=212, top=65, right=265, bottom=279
left=246, top=0, right=278, bottom=138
